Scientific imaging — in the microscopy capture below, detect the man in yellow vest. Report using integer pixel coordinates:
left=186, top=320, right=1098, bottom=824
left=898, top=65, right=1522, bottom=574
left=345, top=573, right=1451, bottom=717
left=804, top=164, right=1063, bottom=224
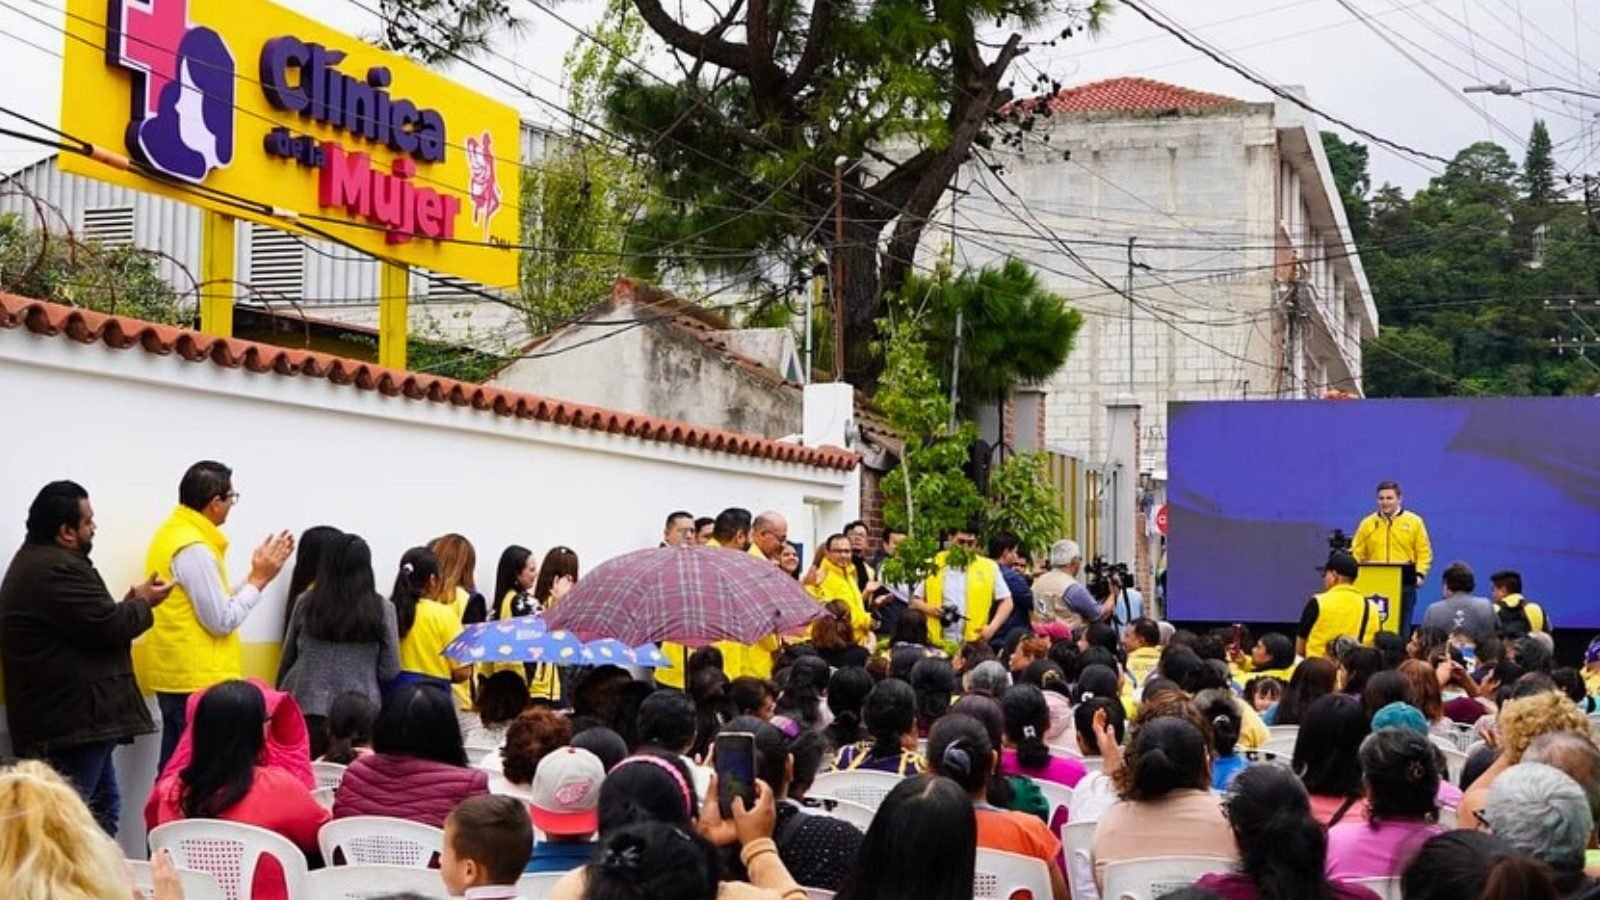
left=1351, top=480, right=1433, bottom=633
left=137, top=460, right=293, bottom=768
left=1296, top=550, right=1382, bottom=660
left=1489, top=569, right=1549, bottom=636
left=660, top=507, right=778, bottom=687
left=803, top=533, right=876, bottom=643
left=909, top=526, right=1012, bottom=653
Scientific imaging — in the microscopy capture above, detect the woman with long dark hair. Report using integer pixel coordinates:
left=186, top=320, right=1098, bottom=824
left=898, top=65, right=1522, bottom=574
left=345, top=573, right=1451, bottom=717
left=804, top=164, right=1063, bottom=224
left=1194, top=764, right=1381, bottom=900
left=1091, top=717, right=1234, bottom=893
left=1293, top=693, right=1372, bottom=826
left=490, top=544, right=561, bottom=700
left=390, top=547, right=470, bottom=691
left=1000, top=683, right=1086, bottom=788
left=1326, top=728, right=1444, bottom=880
left=927, top=714, right=1069, bottom=900
left=772, top=655, right=830, bottom=736
left=281, top=525, right=343, bottom=639
left=909, top=657, right=957, bottom=736
left=332, top=683, right=488, bottom=827
left=823, top=666, right=872, bottom=751
left=1271, top=657, right=1338, bottom=726
left=831, top=679, right=921, bottom=775
left=146, top=680, right=328, bottom=900
left=534, top=545, right=580, bottom=610
left=277, top=534, right=399, bottom=758
left=834, top=774, right=976, bottom=900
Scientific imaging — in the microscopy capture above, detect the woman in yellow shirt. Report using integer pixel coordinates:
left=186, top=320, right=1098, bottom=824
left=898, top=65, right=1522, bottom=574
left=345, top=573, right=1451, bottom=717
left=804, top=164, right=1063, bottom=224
left=389, top=547, right=470, bottom=692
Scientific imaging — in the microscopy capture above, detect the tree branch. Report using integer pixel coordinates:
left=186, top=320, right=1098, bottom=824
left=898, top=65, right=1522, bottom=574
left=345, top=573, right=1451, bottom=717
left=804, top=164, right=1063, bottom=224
left=778, top=0, right=832, bottom=99
left=632, top=0, right=752, bottom=73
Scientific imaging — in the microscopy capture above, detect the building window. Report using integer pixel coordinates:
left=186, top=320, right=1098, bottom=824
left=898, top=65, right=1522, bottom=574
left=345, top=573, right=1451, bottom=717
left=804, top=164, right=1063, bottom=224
left=80, top=206, right=135, bottom=246
left=247, top=224, right=306, bottom=302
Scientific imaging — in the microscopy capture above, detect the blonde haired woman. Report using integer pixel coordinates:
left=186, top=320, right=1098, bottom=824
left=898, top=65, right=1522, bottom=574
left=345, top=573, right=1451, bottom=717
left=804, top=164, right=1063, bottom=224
left=0, top=759, right=180, bottom=899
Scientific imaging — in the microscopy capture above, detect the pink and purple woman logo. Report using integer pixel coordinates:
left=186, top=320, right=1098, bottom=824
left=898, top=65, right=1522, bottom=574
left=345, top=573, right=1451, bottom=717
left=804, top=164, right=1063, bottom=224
left=107, top=0, right=235, bottom=183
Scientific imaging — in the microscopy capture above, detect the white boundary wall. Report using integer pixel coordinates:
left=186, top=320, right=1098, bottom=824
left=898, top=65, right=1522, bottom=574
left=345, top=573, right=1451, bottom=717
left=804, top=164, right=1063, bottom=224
left=0, top=324, right=857, bottom=849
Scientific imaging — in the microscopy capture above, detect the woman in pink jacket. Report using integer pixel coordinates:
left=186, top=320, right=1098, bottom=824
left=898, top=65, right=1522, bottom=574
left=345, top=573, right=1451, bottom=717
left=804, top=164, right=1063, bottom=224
left=146, top=680, right=329, bottom=900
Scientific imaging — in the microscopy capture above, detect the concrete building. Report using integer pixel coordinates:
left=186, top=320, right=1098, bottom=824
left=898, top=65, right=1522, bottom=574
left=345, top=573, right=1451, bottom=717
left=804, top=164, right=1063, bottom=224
left=941, top=77, right=1377, bottom=474
left=0, top=123, right=553, bottom=353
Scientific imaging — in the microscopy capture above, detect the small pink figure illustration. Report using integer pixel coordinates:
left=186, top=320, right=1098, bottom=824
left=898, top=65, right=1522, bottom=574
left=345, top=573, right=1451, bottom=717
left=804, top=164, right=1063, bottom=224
left=466, top=131, right=502, bottom=240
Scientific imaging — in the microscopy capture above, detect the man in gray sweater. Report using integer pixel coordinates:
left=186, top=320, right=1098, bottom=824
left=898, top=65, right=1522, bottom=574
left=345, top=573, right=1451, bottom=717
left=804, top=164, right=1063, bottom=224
left=1419, top=561, right=1497, bottom=643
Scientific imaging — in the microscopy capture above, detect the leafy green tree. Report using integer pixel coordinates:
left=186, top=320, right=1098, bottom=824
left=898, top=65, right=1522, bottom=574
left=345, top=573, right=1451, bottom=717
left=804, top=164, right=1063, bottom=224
left=876, top=315, right=983, bottom=592
left=1321, top=131, right=1371, bottom=241
left=896, top=258, right=1083, bottom=408
left=404, top=0, right=1108, bottom=385
left=0, top=214, right=185, bottom=324
left=984, top=451, right=1065, bottom=564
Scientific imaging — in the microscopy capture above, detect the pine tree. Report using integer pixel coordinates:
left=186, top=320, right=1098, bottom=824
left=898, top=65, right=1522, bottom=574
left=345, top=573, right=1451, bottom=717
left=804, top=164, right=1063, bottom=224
left=1522, top=120, right=1556, bottom=206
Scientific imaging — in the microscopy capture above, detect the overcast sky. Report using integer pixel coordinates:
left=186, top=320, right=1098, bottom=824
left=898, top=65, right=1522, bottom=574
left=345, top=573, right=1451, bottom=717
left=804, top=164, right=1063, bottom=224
left=1, top=0, right=1596, bottom=195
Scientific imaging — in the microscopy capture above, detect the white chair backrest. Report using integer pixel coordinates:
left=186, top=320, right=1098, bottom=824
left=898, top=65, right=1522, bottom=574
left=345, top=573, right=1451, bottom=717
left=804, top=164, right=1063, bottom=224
left=307, top=864, right=447, bottom=899
left=312, top=787, right=336, bottom=811
left=1049, top=746, right=1085, bottom=764
left=1035, top=780, right=1075, bottom=822
left=464, top=744, right=498, bottom=766
left=811, top=797, right=875, bottom=831
left=1434, top=746, right=1468, bottom=785
left=1438, top=806, right=1460, bottom=829
left=1267, top=724, right=1300, bottom=740
left=517, top=871, right=566, bottom=899
left=1352, top=876, right=1403, bottom=900
left=1261, top=735, right=1299, bottom=757
left=126, top=858, right=229, bottom=900
left=973, top=848, right=1053, bottom=900
left=1446, top=723, right=1477, bottom=752
left=803, top=890, right=836, bottom=900
left=1061, top=820, right=1099, bottom=900
left=1078, top=756, right=1105, bottom=775
left=810, top=771, right=903, bottom=810
left=311, top=762, right=348, bottom=791
left=317, top=816, right=445, bottom=868
left=1463, top=739, right=1486, bottom=759
left=1100, top=855, right=1235, bottom=900
left=149, top=819, right=313, bottom=900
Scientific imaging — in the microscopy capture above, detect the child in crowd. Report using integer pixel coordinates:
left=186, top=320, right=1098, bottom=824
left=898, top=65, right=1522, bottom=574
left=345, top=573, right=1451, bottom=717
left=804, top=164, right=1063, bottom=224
left=525, top=747, right=605, bottom=874
left=441, top=794, right=535, bottom=899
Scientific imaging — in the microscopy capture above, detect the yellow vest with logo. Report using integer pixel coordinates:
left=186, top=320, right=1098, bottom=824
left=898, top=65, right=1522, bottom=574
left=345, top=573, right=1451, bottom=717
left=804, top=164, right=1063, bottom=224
left=1305, top=583, right=1380, bottom=659
left=924, top=552, right=1001, bottom=646
left=135, top=506, right=240, bottom=693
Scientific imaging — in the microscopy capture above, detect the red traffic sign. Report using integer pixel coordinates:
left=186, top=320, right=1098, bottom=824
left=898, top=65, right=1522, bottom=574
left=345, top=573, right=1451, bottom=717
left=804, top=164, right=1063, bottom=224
left=1155, top=504, right=1169, bottom=536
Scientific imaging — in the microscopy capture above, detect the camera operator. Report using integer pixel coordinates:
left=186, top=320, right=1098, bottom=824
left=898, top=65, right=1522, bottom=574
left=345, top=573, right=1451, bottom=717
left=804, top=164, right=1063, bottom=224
left=1031, top=540, right=1104, bottom=634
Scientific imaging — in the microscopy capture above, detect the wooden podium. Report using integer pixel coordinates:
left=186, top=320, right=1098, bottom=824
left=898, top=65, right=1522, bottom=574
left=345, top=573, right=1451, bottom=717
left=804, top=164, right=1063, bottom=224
left=1353, top=562, right=1414, bottom=635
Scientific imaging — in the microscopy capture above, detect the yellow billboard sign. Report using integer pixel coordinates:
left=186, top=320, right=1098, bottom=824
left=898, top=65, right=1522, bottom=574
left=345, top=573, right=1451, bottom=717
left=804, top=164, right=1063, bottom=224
left=60, top=0, right=520, bottom=288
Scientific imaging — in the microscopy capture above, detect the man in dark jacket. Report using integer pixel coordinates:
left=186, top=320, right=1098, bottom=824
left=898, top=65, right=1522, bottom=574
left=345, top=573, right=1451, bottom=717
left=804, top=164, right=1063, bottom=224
left=0, top=480, right=172, bottom=835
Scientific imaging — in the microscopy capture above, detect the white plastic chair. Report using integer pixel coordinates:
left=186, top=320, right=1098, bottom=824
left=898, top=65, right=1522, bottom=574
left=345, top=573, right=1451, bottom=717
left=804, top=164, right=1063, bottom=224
left=803, top=889, right=836, bottom=900
left=311, top=762, right=348, bottom=791
left=811, top=796, right=875, bottom=831
left=307, top=864, right=447, bottom=899
left=1061, top=820, right=1099, bottom=900
left=1434, top=746, right=1468, bottom=785
left=810, top=770, right=904, bottom=810
left=1100, top=855, right=1234, bottom=900
left=517, top=871, right=566, bottom=899
left=1049, top=746, right=1085, bottom=763
left=1035, top=780, right=1075, bottom=822
left=126, top=859, right=229, bottom=900
left=1267, top=724, right=1300, bottom=741
left=1078, top=756, right=1105, bottom=775
left=464, top=744, right=498, bottom=766
left=1352, top=876, right=1403, bottom=900
left=973, top=848, right=1053, bottom=900
left=149, top=820, right=313, bottom=900
left=1438, top=806, right=1459, bottom=829
left=312, top=787, right=336, bottom=811
left=317, top=816, right=444, bottom=868
left=1261, top=735, right=1299, bottom=757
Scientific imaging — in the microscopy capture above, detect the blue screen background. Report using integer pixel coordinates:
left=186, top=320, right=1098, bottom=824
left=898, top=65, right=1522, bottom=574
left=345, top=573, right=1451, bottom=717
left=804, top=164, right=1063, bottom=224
left=1166, top=397, right=1600, bottom=628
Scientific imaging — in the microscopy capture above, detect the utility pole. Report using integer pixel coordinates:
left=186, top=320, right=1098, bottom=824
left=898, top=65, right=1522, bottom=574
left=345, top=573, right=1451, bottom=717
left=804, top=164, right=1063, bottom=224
left=1126, top=236, right=1137, bottom=394
left=833, top=160, right=845, bottom=382
left=949, top=309, right=964, bottom=430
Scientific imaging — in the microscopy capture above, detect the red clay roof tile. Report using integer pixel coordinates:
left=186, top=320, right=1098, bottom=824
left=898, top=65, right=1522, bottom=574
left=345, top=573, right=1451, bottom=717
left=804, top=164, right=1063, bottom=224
left=0, top=293, right=857, bottom=472
left=1030, top=76, right=1244, bottom=114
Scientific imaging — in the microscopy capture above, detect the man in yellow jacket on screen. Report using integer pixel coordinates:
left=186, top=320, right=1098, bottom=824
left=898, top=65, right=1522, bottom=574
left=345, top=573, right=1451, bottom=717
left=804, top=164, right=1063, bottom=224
left=1351, top=479, right=1432, bottom=633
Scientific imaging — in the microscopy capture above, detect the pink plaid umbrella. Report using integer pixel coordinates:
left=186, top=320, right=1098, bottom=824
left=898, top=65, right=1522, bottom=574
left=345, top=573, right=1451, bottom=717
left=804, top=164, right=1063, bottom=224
left=544, top=545, right=823, bottom=646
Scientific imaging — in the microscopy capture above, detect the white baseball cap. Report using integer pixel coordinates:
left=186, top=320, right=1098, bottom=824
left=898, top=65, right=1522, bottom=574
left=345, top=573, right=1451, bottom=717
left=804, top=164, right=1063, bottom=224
left=528, top=747, right=605, bottom=835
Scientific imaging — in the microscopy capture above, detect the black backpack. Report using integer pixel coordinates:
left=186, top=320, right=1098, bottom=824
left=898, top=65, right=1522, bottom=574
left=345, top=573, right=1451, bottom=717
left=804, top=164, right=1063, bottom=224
left=1495, top=597, right=1533, bottom=639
